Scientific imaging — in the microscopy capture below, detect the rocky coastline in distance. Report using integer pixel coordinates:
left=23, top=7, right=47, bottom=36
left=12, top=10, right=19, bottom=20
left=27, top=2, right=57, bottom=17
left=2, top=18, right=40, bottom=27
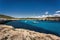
left=0, top=25, right=60, bottom=40
left=0, top=14, right=60, bottom=21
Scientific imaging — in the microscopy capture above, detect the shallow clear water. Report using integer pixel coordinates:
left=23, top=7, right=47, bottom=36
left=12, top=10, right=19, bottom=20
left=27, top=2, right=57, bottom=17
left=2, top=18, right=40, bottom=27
left=6, top=20, right=60, bottom=36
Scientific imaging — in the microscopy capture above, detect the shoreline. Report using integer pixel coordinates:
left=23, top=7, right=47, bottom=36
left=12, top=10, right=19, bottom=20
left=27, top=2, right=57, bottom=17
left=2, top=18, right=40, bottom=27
left=0, top=20, right=60, bottom=37
left=0, top=19, right=60, bottom=24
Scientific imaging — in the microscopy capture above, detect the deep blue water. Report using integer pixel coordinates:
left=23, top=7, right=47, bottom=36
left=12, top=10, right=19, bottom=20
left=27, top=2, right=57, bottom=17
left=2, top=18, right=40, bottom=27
left=6, top=20, right=60, bottom=36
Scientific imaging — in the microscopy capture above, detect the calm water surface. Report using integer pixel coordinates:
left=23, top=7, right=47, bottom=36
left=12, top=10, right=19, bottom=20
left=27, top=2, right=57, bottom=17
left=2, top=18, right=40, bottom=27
left=6, top=20, right=60, bottom=36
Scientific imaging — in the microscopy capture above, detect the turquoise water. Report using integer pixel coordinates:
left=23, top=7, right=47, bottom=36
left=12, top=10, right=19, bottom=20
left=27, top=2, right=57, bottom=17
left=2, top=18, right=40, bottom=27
left=6, top=20, right=60, bottom=36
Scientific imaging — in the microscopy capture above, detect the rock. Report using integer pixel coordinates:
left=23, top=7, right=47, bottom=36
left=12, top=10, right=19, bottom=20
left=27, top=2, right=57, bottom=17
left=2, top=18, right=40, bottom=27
left=0, top=25, right=60, bottom=40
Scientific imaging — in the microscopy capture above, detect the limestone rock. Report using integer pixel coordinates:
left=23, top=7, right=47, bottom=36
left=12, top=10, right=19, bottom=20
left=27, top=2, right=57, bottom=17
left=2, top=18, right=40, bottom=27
left=0, top=25, right=60, bottom=40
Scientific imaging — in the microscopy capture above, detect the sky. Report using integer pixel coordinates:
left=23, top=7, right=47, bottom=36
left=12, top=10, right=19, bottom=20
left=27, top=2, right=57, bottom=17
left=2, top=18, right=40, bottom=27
left=0, top=0, right=60, bottom=18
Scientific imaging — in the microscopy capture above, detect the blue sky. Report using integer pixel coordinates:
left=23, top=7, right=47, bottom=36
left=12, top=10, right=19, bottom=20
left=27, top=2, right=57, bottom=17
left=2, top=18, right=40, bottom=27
left=0, top=0, right=60, bottom=18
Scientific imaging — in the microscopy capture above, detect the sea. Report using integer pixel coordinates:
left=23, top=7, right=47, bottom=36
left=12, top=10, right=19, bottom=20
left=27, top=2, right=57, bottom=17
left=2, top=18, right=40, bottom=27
left=6, top=20, right=60, bottom=36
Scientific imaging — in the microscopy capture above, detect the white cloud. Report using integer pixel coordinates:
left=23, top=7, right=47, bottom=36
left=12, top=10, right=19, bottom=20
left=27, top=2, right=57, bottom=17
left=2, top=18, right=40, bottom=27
left=53, top=13, right=60, bottom=17
left=29, top=11, right=60, bottom=18
left=30, top=14, right=60, bottom=18
left=45, top=11, right=48, bottom=15
left=56, top=11, right=60, bottom=13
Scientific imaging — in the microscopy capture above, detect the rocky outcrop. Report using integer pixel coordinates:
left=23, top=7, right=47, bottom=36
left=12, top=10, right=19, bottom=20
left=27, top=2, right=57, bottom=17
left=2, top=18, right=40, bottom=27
left=0, top=25, right=60, bottom=40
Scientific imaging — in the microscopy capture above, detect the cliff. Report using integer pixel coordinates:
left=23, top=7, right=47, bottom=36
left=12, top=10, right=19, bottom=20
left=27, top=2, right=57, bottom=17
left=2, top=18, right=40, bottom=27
left=46, top=17, right=60, bottom=21
left=0, top=25, right=60, bottom=40
left=0, top=14, right=14, bottom=19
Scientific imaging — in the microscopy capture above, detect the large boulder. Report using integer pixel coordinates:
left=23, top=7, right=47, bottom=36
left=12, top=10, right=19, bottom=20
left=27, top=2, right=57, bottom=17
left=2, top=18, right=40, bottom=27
left=0, top=25, right=60, bottom=40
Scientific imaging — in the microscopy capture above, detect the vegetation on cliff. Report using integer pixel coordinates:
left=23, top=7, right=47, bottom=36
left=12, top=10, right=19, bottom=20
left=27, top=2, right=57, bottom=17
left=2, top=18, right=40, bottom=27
left=0, top=14, right=14, bottom=19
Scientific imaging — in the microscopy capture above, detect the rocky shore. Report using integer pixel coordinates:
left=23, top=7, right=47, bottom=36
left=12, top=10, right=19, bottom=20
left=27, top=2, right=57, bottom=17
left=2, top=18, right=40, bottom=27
left=0, top=25, right=60, bottom=40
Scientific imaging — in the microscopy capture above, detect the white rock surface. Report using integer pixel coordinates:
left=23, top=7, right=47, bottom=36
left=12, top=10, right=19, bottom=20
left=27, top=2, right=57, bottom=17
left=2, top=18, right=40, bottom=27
left=0, top=25, right=60, bottom=40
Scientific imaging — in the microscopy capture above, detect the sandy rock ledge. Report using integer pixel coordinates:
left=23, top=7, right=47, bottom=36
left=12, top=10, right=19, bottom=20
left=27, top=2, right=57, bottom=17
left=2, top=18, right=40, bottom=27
left=0, top=25, right=60, bottom=40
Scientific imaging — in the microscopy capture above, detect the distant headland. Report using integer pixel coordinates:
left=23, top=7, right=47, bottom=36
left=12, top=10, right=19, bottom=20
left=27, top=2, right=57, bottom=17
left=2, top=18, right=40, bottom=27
left=0, top=14, right=60, bottom=21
